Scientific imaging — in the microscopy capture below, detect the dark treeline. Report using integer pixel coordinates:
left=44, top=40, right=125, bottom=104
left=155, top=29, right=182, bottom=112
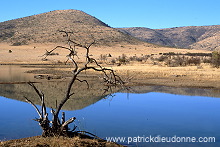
left=162, top=52, right=212, bottom=57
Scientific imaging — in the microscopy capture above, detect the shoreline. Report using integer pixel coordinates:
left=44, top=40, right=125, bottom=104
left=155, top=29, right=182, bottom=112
left=1, top=44, right=220, bottom=146
left=1, top=61, right=220, bottom=89
left=115, top=64, right=220, bottom=89
left=1, top=42, right=219, bottom=89
left=1, top=42, right=218, bottom=89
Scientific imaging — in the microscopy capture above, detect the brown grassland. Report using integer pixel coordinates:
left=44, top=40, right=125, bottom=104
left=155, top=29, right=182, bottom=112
left=0, top=42, right=219, bottom=89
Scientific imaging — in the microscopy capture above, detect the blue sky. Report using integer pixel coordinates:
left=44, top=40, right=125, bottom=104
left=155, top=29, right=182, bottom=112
left=0, top=0, right=220, bottom=29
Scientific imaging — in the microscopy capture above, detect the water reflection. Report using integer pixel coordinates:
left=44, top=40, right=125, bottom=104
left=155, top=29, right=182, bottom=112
left=126, top=85, right=220, bottom=98
left=0, top=80, right=120, bottom=110
left=0, top=65, right=220, bottom=146
left=0, top=93, right=220, bottom=146
left=0, top=65, right=36, bottom=82
left=77, top=92, right=220, bottom=147
left=0, top=96, right=41, bottom=140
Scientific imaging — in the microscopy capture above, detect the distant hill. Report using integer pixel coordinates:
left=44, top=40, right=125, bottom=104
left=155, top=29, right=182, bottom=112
left=0, top=9, right=142, bottom=46
left=118, top=25, right=220, bottom=51
left=2, top=9, right=220, bottom=50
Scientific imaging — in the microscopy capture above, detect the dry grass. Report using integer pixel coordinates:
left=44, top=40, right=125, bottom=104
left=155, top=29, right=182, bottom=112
left=0, top=136, right=123, bottom=147
left=0, top=43, right=210, bottom=64
left=112, top=63, right=220, bottom=88
left=1, top=42, right=219, bottom=89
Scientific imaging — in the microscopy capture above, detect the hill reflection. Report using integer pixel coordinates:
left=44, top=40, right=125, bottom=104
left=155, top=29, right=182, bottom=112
left=1, top=80, right=220, bottom=112
left=0, top=77, right=121, bottom=110
left=124, top=85, right=220, bottom=98
left=1, top=65, right=220, bottom=112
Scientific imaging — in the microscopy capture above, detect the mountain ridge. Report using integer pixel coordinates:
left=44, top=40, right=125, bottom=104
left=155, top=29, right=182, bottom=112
left=1, top=9, right=220, bottom=50
left=118, top=25, right=220, bottom=50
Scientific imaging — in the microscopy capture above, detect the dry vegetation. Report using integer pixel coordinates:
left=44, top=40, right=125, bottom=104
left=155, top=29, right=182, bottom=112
left=0, top=136, right=123, bottom=147
left=1, top=42, right=220, bottom=89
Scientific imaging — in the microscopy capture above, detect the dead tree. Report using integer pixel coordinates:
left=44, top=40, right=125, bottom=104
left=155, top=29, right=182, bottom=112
left=25, top=31, right=124, bottom=137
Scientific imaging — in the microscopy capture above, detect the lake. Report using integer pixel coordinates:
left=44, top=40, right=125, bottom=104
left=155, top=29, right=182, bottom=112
left=0, top=65, right=220, bottom=147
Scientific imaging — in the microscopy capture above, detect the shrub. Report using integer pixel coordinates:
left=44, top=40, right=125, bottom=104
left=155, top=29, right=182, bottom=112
left=135, top=57, right=144, bottom=62
left=100, top=54, right=107, bottom=61
left=187, top=57, right=201, bottom=65
left=118, top=54, right=128, bottom=64
left=185, top=52, right=212, bottom=57
left=172, top=55, right=186, bottom=66
left=11, top=40, right=28, bottom=46
left=211, top=51, right=220, bottom=68
left=12, top=42, right=23, bottom=46
left=203, top=58, right=212, bottom=63
left=156, top=55, right=168, bottom=62
left=163, top=52, right=176, bottom=55
left=165, top=55, right=201, bottom=67
left=110, top=59, right=116, bottom=64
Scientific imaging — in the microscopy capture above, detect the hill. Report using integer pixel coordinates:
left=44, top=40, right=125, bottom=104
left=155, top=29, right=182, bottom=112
left=118, top=25, right=220, bottom=51
left=0, top=9, right=142, bottom=46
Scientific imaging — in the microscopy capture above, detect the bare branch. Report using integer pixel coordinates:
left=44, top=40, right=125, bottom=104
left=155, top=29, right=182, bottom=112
left=28, top=82, right=43, bottom=101
left=24, top=96, right=42, bottom=119
left=60, top=117, right=76, bottom=131
left=75, top=131, right=103, bottom=140
left=69, top=92, right=75, bottom=97
left=50, top=108, right=55, bottom=116
left=53, top=74, right=77, bottom=125
left=28, top=82, right=48, bottom=119
left=61, top=112, right=65, bottom=124
left=76, top=78, right=89, bottom=89
left=40, top=46, right=71, bottom=59
left=41, top=93, right=47, bottom=118
left=68, top=56, right=78, bottom=73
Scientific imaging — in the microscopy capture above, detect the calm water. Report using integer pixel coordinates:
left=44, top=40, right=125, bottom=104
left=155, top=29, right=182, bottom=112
left=0, top=65, right=36, bottom=82
left=0, top=65, right=220, bottom=147
left=0, top=93, right=220, bottom=146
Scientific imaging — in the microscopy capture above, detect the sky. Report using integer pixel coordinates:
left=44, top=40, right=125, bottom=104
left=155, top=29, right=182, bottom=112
left=0, top=0, right=220, bottom=29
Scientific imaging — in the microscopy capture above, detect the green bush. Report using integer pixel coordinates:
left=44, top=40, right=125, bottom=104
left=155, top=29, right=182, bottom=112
left=211, top=51, right=220, bottom=68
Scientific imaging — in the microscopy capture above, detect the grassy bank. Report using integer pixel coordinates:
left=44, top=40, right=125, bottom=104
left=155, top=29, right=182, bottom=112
left=1, top=136, right=124, bottom=147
